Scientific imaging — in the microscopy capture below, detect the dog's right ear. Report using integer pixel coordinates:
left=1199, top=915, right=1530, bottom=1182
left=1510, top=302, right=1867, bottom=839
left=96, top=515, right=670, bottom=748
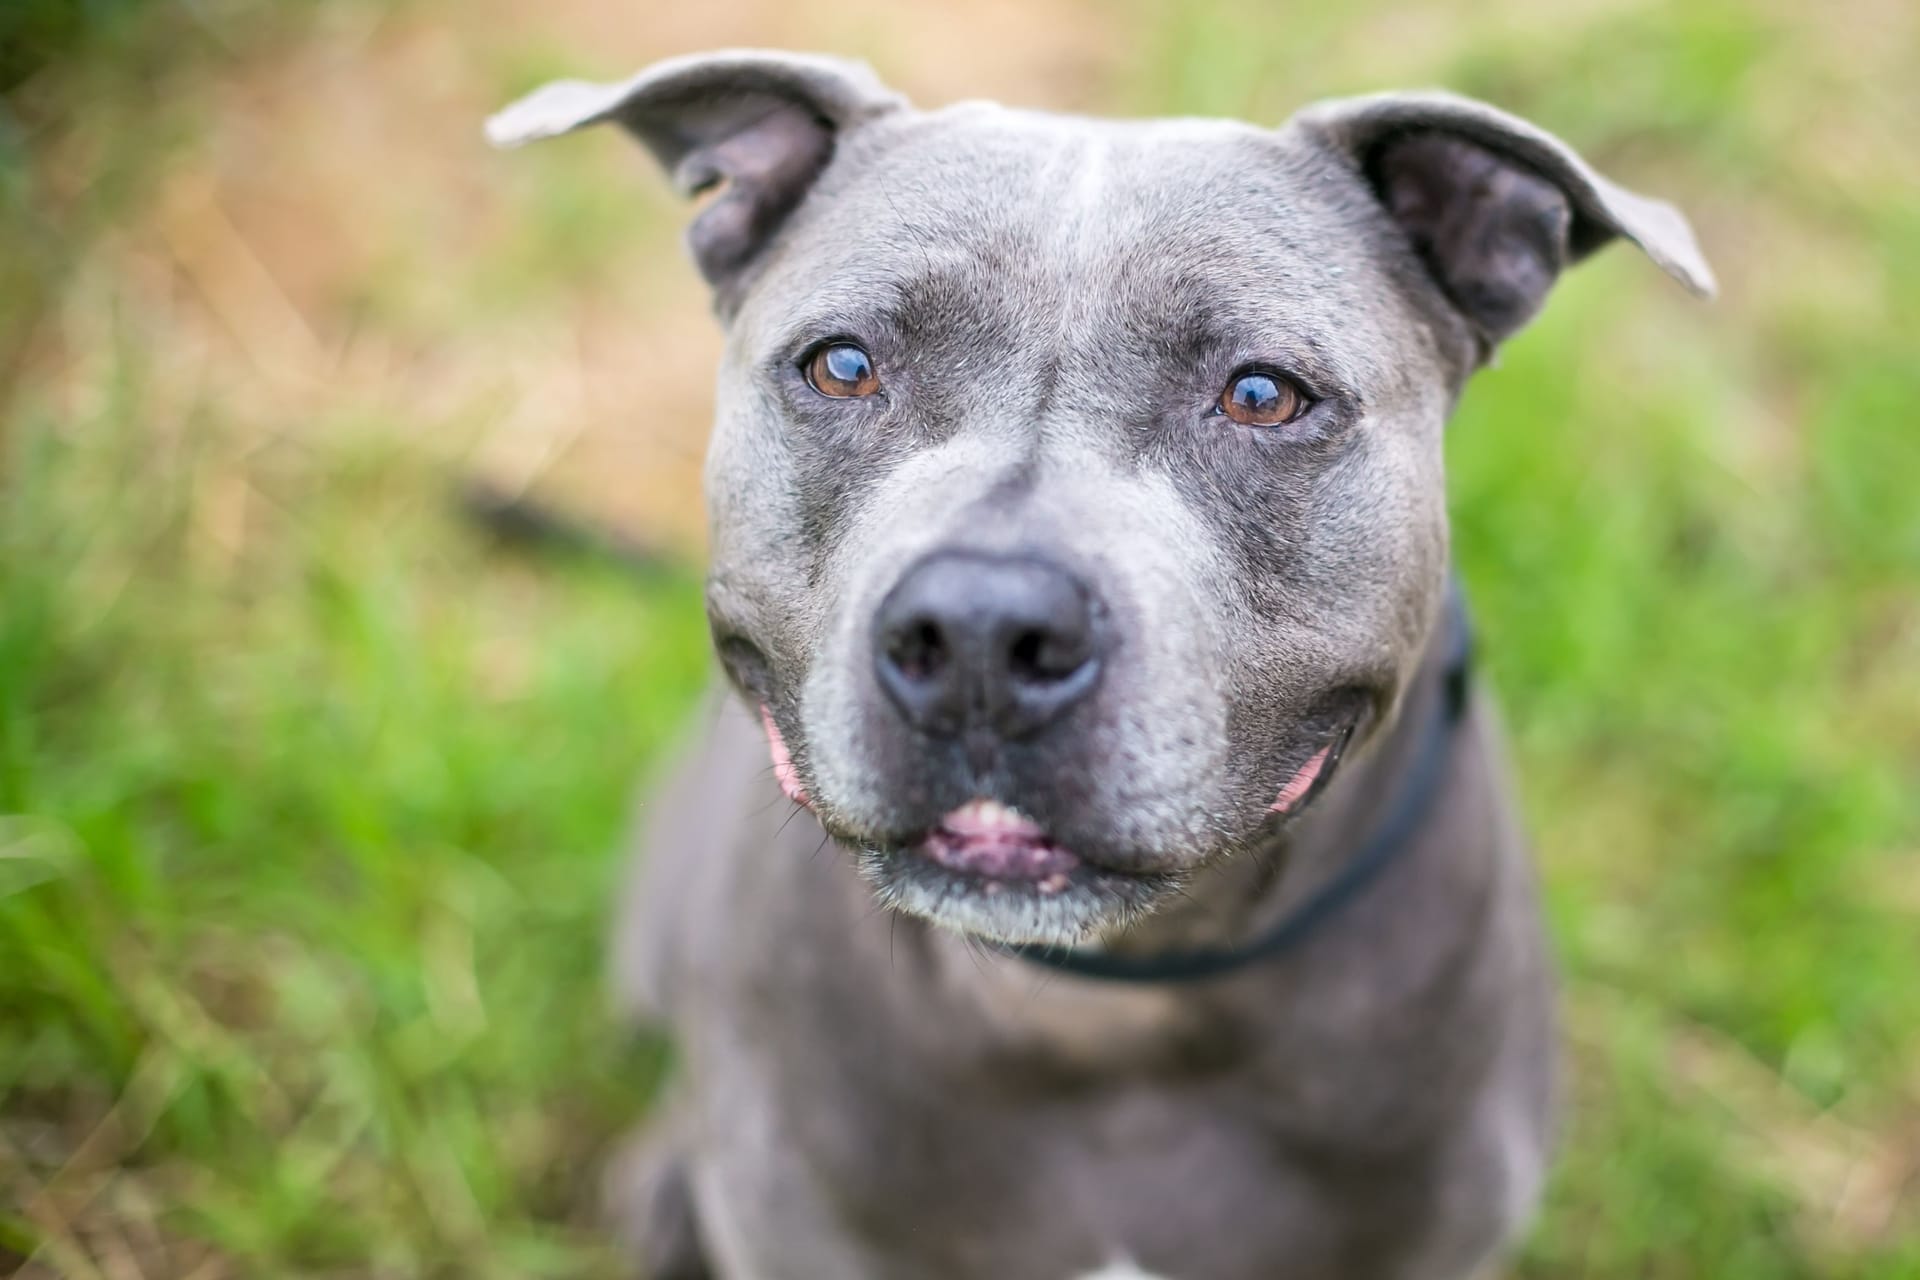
left=487, top=50, right=905, bottom=306
left=1296, top=91, right=1714, bottom=364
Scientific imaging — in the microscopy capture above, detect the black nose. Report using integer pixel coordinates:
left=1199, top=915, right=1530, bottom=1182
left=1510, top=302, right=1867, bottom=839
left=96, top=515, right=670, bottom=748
left=873, top=551, right=1103, bottom=741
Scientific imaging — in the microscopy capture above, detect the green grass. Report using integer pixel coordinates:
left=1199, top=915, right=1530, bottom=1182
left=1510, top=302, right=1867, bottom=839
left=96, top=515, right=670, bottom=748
left=3, top=0, right=1918, bottom=1275
left=1, top=349, right=709, bottom=1274
left=1, top=0, right=154, bottom=92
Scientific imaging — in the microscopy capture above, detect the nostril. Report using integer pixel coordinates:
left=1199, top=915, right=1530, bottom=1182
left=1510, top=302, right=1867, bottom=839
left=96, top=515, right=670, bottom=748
left=1008, top=626, right=1090, bottom=684
left=888, top=618, right=949, bottom=682
left=1009, top=629, right=1044, bottom=677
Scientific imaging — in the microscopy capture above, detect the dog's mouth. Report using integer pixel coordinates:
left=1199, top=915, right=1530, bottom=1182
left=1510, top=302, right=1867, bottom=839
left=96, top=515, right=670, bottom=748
left=882, top=714, right=1359, bottom=946
left=864, top=801, right=1173, bottom=947
left=922, top=799, right=1083, bottom=888
left=758, top=701, right=1360, bottom=946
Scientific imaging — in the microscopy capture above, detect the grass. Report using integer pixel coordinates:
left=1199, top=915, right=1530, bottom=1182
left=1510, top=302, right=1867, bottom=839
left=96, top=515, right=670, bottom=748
left=2, top=377, right=707, bottom=1277
left=2, top=0, right=1917, bottom=1276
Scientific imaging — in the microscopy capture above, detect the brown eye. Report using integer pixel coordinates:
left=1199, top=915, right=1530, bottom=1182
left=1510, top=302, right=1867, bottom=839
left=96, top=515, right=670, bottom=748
left=1219, top=369, right=1308, bottom=427
left=805, top=342, right=880, bottom=398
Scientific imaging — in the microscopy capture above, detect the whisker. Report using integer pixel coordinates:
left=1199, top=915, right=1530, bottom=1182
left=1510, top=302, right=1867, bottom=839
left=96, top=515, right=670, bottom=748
left=775, top=801, right=813, bottom=839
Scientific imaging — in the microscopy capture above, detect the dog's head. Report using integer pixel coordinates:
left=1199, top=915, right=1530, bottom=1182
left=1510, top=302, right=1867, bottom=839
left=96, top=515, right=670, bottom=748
left=491, top=52, right=1711, bottom=946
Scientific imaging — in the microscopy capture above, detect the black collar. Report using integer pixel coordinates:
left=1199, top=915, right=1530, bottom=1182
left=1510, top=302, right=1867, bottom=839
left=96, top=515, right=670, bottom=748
left=1003, top=601, right=1474, bottom=983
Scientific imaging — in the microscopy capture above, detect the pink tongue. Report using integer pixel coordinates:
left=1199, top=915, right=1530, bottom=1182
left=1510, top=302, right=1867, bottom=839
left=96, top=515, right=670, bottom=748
left=926, top=800, right=1080, bottom=881
left=758, top=705, right=811, bottom=808
left=1268, top=744, right=1331, bottom=814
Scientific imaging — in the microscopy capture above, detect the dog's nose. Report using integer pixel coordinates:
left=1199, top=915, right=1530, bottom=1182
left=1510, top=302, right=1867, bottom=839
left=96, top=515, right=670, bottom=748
left=873, top=551, right=1103, bottom=741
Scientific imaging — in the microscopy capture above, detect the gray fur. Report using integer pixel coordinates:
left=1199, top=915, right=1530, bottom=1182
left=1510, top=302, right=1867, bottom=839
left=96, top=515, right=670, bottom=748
left=490, top=51, right=1709, bottom=1280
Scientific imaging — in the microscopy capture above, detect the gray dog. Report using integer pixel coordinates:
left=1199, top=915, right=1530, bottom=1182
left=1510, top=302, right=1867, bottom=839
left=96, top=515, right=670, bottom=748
left=488, top=50, right=1711, bottom=1280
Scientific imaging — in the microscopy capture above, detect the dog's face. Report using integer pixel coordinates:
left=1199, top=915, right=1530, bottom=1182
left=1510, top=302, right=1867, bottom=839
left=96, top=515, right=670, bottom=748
left=712, top=107, right=1461, bottom=946
left=491, top=54, right=1711, bottom=946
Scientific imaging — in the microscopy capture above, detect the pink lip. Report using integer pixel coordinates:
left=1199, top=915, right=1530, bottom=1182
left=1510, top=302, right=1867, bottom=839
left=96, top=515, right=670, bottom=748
left=758, top=704, right=811, bottom=809
left=1268, top=743, right=1332, bottom=814
left=923, top=799, right=1081, bottom=890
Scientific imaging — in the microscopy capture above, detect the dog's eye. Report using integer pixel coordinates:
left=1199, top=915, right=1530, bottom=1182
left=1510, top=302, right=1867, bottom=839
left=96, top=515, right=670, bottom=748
left=1218, top=369, right=1309, bottom=427
left=804, top=342, right=880, bottom=398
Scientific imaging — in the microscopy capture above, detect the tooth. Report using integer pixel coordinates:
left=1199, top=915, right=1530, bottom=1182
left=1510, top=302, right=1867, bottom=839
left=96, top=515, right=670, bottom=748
left=942, top=797, right=1043, bottom=839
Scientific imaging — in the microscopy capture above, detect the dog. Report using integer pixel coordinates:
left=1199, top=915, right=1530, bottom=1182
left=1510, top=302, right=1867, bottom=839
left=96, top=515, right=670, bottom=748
left=488, top=50, right=1712, bottom=1279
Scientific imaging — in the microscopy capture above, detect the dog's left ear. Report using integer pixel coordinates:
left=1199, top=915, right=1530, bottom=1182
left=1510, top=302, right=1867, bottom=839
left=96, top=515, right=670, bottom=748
left=486, top=50, right=906, bottom=306
left=1297, top=91, right=1715, bottom=361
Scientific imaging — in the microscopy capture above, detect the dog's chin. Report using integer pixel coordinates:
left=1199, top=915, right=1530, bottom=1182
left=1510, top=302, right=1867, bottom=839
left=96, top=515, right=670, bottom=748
left=855, top=834, right=1176, bottom=947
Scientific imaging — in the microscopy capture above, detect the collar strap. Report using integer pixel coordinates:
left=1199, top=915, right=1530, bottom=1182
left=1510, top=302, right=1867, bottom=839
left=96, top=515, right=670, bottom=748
left=1003, top=599, right=1473, bottom=984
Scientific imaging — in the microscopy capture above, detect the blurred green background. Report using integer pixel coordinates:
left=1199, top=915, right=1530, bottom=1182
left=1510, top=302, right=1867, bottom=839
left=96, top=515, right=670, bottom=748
left=1, top=0, right=1915, bottom=1275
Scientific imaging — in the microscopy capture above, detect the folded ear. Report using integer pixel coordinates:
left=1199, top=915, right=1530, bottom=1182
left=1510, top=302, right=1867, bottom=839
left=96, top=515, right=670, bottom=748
left=1296, top=91, right=1714, bottom=359
left=487, top=50, right=906, bottom=303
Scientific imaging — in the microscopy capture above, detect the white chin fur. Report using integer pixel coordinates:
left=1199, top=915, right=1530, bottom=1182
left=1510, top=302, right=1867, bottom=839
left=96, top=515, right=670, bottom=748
left=858, top=851, right=1138, bottom=948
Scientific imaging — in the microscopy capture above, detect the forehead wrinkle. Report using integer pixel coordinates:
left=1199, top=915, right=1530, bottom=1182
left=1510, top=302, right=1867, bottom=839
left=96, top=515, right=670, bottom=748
left=1087, top=154, right=1384, bottom=389
left=998, top=133, right=1112, bottom=436
left=1050, top=132, right=1116, bottom=263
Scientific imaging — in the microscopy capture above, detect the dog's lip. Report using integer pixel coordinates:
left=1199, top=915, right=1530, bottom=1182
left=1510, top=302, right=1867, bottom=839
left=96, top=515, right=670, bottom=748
left=883, top=797, right=1174, bottom=944
left=861, top=837, right=1173, bottom=947
left=1268, top=712, right=1360, bottom=817
left=918, top=798, right=1084, bottom=889
left=758, top=703, right=812, bottom=809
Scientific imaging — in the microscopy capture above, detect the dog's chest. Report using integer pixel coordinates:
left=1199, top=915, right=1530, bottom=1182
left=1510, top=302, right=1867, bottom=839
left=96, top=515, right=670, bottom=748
left=704, top=1048, right=1450, bottom=1280
left=681, top=782, right=1546, bottom=1278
